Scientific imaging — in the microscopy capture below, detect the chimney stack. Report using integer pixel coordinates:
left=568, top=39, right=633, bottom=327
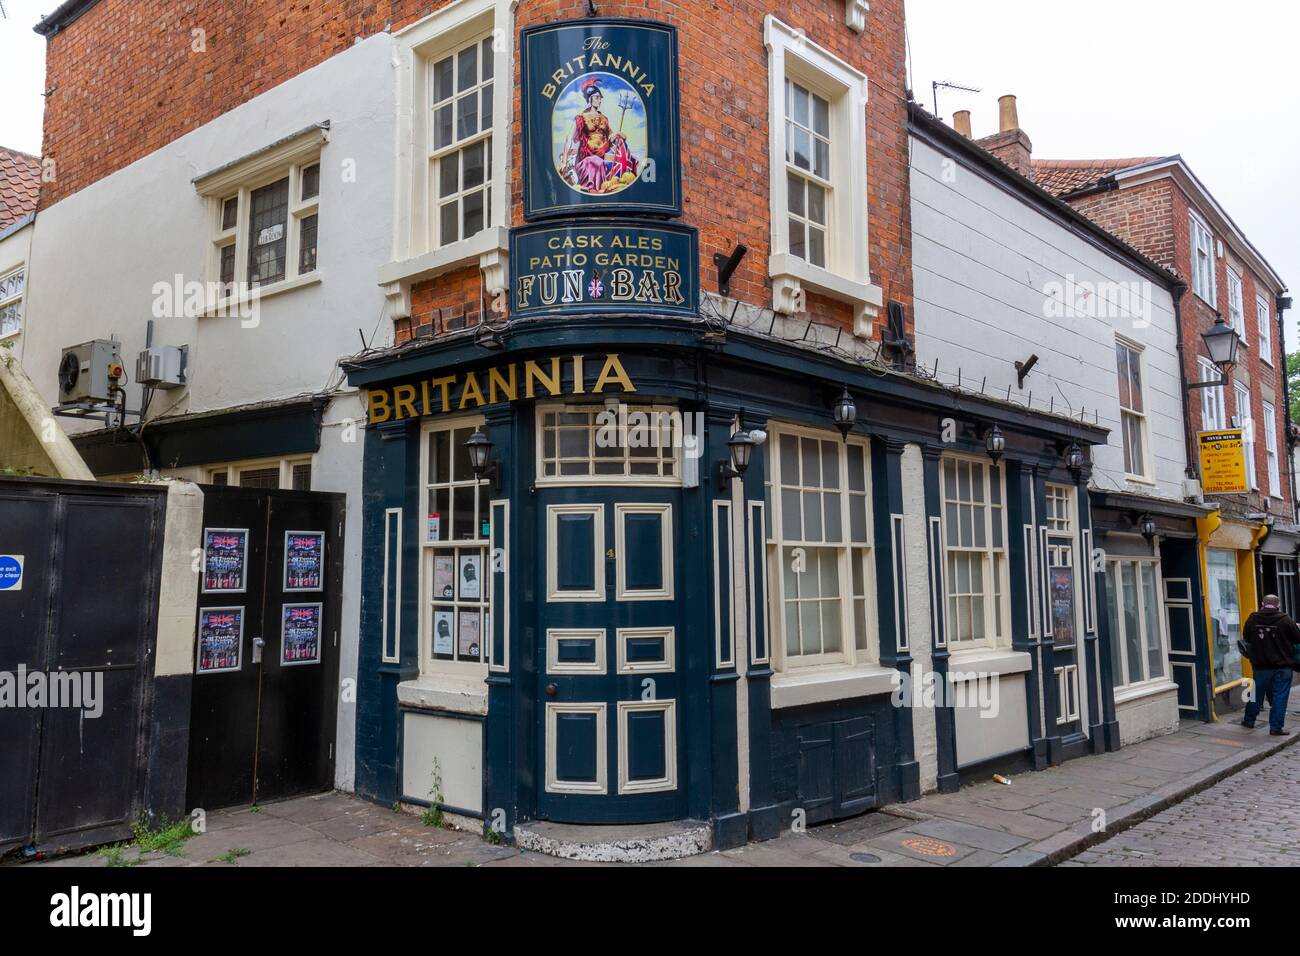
left=998, top=94, right=1020, bottom=133
left=952, top=110, right=972, bottom=138
left=975, top=93, right=1034, bottom=178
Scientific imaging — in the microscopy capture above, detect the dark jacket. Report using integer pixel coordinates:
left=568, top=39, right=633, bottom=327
left=1242, top=606, right=1300, bottom=670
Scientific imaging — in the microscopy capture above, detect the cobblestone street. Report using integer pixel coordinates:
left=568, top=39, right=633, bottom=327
left=1064, top=735, right=1300, bottom=867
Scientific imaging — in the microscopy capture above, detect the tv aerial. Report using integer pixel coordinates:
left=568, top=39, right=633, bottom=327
left=932, top=79, right=981, bottom=117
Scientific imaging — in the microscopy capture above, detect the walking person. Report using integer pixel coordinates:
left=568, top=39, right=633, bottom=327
left=1241, top=594, right=1300, bottom=735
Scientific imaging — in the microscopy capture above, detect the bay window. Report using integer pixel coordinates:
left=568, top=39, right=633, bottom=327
left=766, top=426, right=876, bottom=669
left=940, top=456, right=1009, bottom=648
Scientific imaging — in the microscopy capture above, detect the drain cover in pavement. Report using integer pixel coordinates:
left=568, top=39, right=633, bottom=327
left=849, top=852, right=882, bottom=864
left=900, top=837, right=959, bottom=858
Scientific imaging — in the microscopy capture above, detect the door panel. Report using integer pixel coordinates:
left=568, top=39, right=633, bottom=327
left=537, top=489, right=684, bottom=823
left=1047, top=536, right=1085, bottom=743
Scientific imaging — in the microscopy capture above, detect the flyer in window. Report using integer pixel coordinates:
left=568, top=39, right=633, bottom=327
left=459, top=552, right=482, bottom=600
left=281, top=602, right=323, bottom=665
left=284, top=531, right=325, bottom=591
left=197, top=607, right=243, bottom=674
left=458, top=610, right=481, bottom=660
left=433, top=609, right=455, bottom=656
left=427, top=512, right=441, bottom=543
left=202, top=528, right=248, bottom=593
left=434, top=555, right=455, bottom=598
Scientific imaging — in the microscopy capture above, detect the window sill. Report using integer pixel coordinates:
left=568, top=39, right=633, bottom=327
left=769, top=252, right=884, bottom=338
left=947, top=647, right=1032, bottom=677
left=397, top=673, right=488, bottom=716
left=378, top=226, right=508, bottom=292
left=770, top=664, right=900, bottom=709
left=1113, top=679, right=1178, bottom=706
left=203, top=271, right=322, bottom=317
left=1124, top=475, right=1157, bottom=488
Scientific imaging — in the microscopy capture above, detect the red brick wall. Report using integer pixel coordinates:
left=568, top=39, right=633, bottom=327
left=41, top=0, right=912, bottom=347
left=1068, top=177, right=1290, bottom=513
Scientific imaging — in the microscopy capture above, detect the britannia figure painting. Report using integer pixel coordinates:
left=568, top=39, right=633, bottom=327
left=553, top=73, right=647, bottom=196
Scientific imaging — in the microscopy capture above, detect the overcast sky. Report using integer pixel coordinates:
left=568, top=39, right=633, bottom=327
left=1, top=1, right=1295, bottom=338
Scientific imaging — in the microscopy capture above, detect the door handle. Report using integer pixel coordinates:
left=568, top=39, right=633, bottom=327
left=252, top=637, right=266, bottom=664
left=545, top=683, right=558, bottom=698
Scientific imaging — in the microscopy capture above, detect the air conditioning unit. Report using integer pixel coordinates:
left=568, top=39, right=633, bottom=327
left=57, top=339, right=123, bottom=404
left=136, top=345, right=188, bottom=389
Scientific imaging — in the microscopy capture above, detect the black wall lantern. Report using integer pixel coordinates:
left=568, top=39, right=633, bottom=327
left=1187, top=314, right=1240, bottom=390
left=832, top=387, right=857, bottom=440
left=718, top=428, right=756, bottom=489
left=1064, top=442, right=1085, bottom=479
left=465, top=427, right=501, bottom=491
left=1138, top=513, right=1157, bottom=542
left=985, top=424, right=1006, bottom=464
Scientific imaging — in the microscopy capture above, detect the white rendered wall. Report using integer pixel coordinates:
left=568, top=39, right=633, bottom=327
left=910, top=136, right=1186, bottom=499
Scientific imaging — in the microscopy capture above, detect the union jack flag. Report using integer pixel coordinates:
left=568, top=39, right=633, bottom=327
left=608, top=137, right=638, bottom=179
left=588, top=277, right=604, bottom=298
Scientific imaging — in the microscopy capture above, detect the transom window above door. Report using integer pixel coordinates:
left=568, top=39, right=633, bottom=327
left=765, top=425, right=876, bottom=670
left=536, top=404, right=682, bottom=485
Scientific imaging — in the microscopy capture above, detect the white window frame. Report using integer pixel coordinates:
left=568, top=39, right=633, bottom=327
left=1106, top=556, right=1170, bottom=693
left=1233, top=382, right=1258, bottom=492
left=1198, top=358, right=1226, bottom=431
left=1226, top=267, right=1245, bottom=334
left=765, top=423, right=877, bottom=672
left=194, top=126, right=327, bottom=314
left=203, top=455, right=313, bottom=489
left=382, top=0, right=513, bottom=310
left=1115, top=336, right=1153, bottom=483
left=764, top=16, right=882, bottom=337
left=939, top=454, right=1011, bottom=651
left=1189, top=212, right=1216, bottom=305
left=1263, top=401, right=1281, bottom=499
left=419, top=415, right=493, bottom=677
left=1258, top=294, right=1273, bottom=365
left=534, top=403, right=684, bottom=487
left=0, top=265, right=24, bottom=339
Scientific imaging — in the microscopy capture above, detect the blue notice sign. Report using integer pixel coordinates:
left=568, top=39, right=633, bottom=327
left=0, top=555, right=24, bottom=591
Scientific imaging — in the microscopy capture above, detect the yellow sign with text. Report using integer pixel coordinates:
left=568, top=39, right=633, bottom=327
left=1198, top=429, right=1248, bottom=494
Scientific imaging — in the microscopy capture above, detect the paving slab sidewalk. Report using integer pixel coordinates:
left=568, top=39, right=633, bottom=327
left=717, top=706, right=1300, bottom=868
left=19, top=708, right=1298, bottom=868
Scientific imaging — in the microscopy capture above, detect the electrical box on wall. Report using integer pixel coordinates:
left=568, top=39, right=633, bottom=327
left=136, top=345, right=188, bottom=389
left=57, top=339, right=123, bottom=404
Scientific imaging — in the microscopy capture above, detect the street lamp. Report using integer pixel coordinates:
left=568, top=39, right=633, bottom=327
left=718, top=428, right=756, bottom=489
left=1188, top=314, right=1240, bottom=390
left=832, top=388, right=857, bottom=441
left=1137, top=513, right=1157, bottom=542
left=464, top=427, right=501, bottom=490
left=985, top=424, right=1006, bottom=464
left=1064, top=442, right=1086, bottom=479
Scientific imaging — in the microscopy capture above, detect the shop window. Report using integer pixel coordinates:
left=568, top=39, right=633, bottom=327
left=1115, top=338, right=1150, bottom=482
left=1105, top=558, right=1168, bottom=691
left=1278, top=559, right=1297, bottom=618
left=1233, top=382, right=1257, bottom=491
left=0, top=266, right=25, bottom=338
left=536, top=404, right=682, bottom=484
left=765, top=426, right=875, bottom=670
left=421, top=418, right=492, bottom=673
left=1206, top=548, right=1242, bottom=688
left=1263, top=402, right=1281, bottom=498
left=940, top=455, right=1009, bottom=649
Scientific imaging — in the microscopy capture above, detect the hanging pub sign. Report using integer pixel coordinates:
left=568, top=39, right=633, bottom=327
left=521, top=19, right=681, bottom=219
left=510, top=219, right=698, bottom=320
left=1198, top=429, right=1249, bottom=494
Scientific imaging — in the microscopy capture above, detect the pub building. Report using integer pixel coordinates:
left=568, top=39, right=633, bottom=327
left=342, top=6, right=1123, bottom=857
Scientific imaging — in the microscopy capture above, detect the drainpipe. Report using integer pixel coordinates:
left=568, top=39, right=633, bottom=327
left=1278, top=293, right=1296, bottom=523
left=1171, top=281, right=1198, bottom=482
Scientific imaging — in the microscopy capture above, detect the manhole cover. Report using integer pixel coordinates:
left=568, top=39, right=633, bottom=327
left=849, top=851, right=882, bottom=864
left=900, top=837, right=958, bottom=858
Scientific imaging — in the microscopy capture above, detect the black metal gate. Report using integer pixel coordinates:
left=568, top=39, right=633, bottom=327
left=0, top=477, right=166, bottom=856
left=186, top=486, right=344, bottom=810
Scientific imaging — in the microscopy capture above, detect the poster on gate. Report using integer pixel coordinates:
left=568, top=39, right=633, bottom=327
left=281, top=603, right=323, bottom=665
left=202, top=528, right=248, bottom=593
left=197, top=607, right=244, bottom=674
left=283, top=531, right=325, bottom=591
